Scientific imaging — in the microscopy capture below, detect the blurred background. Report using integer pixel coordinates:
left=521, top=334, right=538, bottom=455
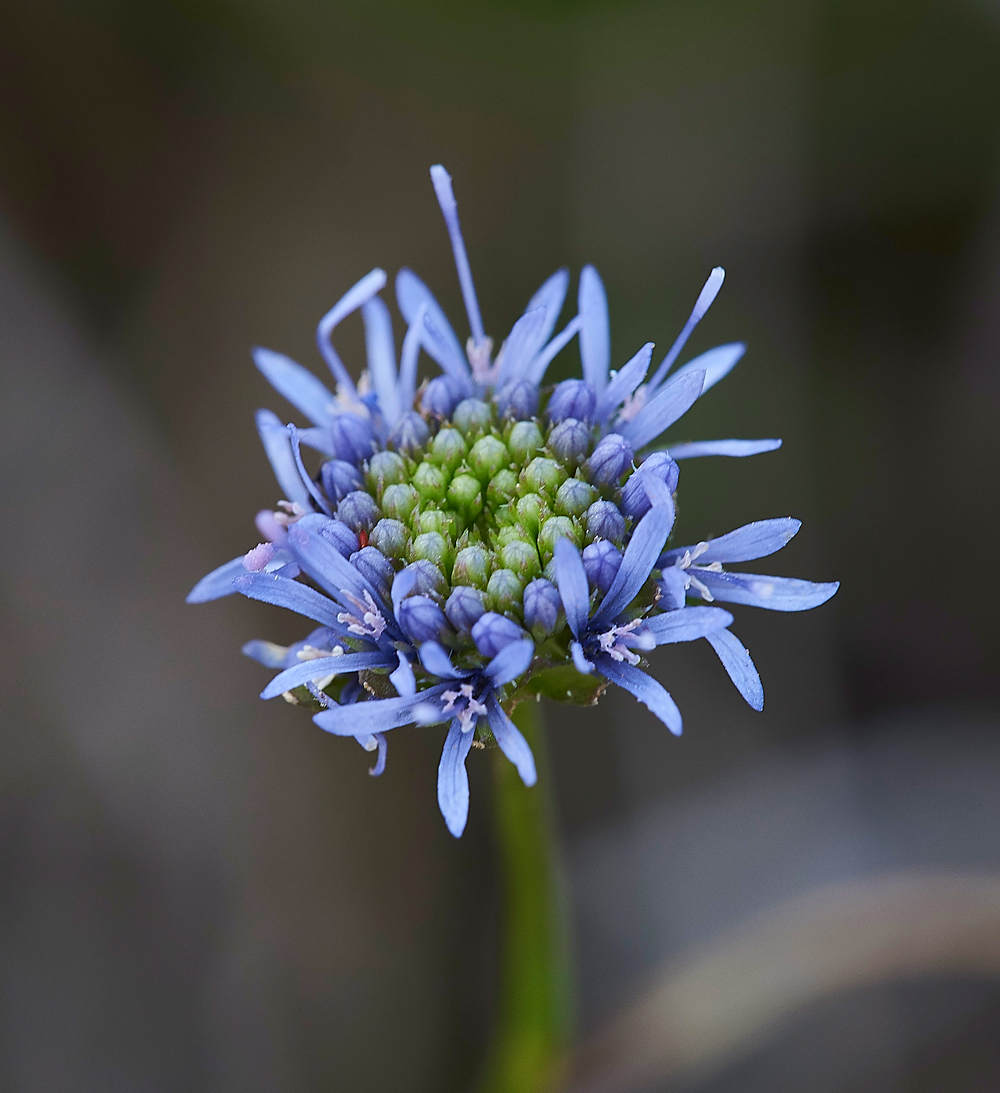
left=1, top=0, right=999, bottom=1089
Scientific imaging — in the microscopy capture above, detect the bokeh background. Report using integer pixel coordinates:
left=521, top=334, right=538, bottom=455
left=2, top=1, right=1000, bottom=1090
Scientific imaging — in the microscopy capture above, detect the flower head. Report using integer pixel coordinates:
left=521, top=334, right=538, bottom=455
left=187, top=164, right=838, bottom=836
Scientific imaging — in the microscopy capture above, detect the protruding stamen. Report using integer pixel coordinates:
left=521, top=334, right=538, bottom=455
left=647, top=267, right=725, bottom=391
left=430, top=165, right=486, bottom=347
left=337, top=589, right=387, bottom=639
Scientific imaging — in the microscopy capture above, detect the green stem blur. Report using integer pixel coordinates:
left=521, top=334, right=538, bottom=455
left=479, top=698, right=572, bottom=1093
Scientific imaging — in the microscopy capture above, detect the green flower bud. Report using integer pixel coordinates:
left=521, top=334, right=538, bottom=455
left=499, top=540, right=541, bottom=582
left=486, top=568, right=525, bottom=619
left=415, top=508, right=459, bottom=539
left=515, top=493, right=551, bottom=537
left=412, top=531, right=454, bottom=573
left=468, top=435, right=509, bottom=483
left=537, top=515, right=582, bottom=564
left=452, top=398, right=493, bottom=437
left=447, top=473, right=484, bottom=522
left=498, top=524, right=535, bottom=548
left=554, top=477, right=597, bottom=518
left=369, top=518, right=409, bottom=559
left=381, top=482, right=419, bottom=522
left=487, top=468, right=518, bottom=506
left=413, top=460, right=448, bottom=502
left=366, top=450, right=407, bottom=495
left=429, top=427, right=467, bottom=472
left=452, top=544, right=492, bottom=589
left=521, top=456, right=566, bottom=496
left=507, top=420, right=543, bottom=463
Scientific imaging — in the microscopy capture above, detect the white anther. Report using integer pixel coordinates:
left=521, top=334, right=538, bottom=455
left=338, top=589, right=387, bottom=639
left=686, top=574, right=714, bottom=602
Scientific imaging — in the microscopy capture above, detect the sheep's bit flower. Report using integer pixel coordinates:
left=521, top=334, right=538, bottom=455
left=188, top=166, right=838, bottom=837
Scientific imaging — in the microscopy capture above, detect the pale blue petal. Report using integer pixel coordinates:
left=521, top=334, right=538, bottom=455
left=252, top=347, right=337, bottom=426
left=597, top=342, right=652, bottom=424
left=571, top=641, right=594, bottom=674
left=553, top=537, right=590, bottom=639
left=389, top=651, right=416, bottom=697
left=579, top=265, right=610, bottom=394
left=596, top=657, right=682, bottom=735
left=298, top=426, right=337, bottom=456
left=593, top=504, right=675, bottom=626
left=397, top=313, right=423, bottom=415
left=261, top=650, right=395, bottom=699
left=497, top=307, right=548, bottom=389
left=670, top=342, right=745, bottom=394
left=706, top=629, right=764, bottom=710
left=644, top=605, right=734, bottom=644
left=361, top=297, right=400, bottom=426
left=368, top=733, right=388, bottom=777
left=647, top=267, right=725, bottom=390
left=486, top=695, right=537, bottom=787
left=241, top=639, right=288, bottom=668
left=286, top=515, right=389, bottom=616
left=437, top=718, right=476, bottom=837
left=522, top=268, right=569, bottom=358
left=255, top=408, right=312, bottom=508
left=619, top=370, right=705, bottom=451
left=695, top=570, right=840, bottom=611
left=430, top=165, right=485, bottom=345
left=396, top=267, right=468, bottom=377
left=316, top=268, right=387, bottom=392
left=668, top=438, right=783, bottom=460
left=525, top=314, right=581, bottom=386
left=313, top=684, right=451, bottom=737
left=187, top=556, right=246, bottom=603
left=232, top=572, right=342, bottom=627
left=663, top=518, right=801, bottom=567
left=419, top=640, right=466, bottom=680
left=485, top=639, right=534, bottom=687
left=423, top=312, right=473, bottom=393
left=288, top=424, right=332, bottom=516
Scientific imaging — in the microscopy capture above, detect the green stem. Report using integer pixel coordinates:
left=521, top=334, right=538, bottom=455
left=479, top=698, right=573, bottom=1093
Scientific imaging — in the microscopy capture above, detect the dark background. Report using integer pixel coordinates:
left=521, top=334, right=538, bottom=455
left=1, top=1, right=999, bottom=1090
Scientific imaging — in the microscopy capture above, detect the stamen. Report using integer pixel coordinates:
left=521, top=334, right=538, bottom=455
left=686, top=574, right=715, bottom=602
left=337, top=589, right=387, bottom=639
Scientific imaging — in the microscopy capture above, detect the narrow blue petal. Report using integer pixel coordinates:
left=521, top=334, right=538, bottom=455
left=361, top=297, right=400, bottom=426
left=553, top=537, right=590, bottom=639
left=643, top=605, right=733, bottom=644
left=485, top=639, right=534, bottom=687
left=522, top=268, right=569, bottom=361
left=312, top=683, right=452, bottom=736
left=486, top=695, right=537, bottom=787
left=389, top=650, right=416, bottom=697
left=396, top=267, right=468, bottom=377
left=298, top=426, right=336, bottom=456
left=316, top=268, right=387, bottom=393
left=596, top=657, right=682, bottom=736
left=232, top=572, right=342, bottom=627
left=526, top=314, right=581, bottom=386
left=261, top=650, right=395, bottom=699
left=241, top=639, right=288, bottom=668
left=696, top=570, right=840, bottom=611
left=594, top=504, right=675, bottom=626
left=187, top=556, right=246, bottom=603
left=255, top=408, right=312, bottom=508
left=430, top=165, right=486, bottom=345
left=663, top=518, right=801, bottom=567
left=670, top=342, right=745, bottom=395
left=368, top=733, right=388, bottom=777
left=288, top=424, right=332, bottom=516
left=597, top=342, right=652, bottom=424
left=286, top=514, right=385, bottom=612
left=706, top=629, right=764, bottom=710
left=668, top=438, right=782, bottom=460
left=390, top=565, right=419, bottom=620
left=419, top=640, right=466, bottom=680
left=252, top=347, right=337, bottom=427
left=496, top=307, right=548, bottom=389
left=579, top=264, right=610, bottom=394
left=619, top=370, right=705, bottom=451
left=437, top=717, right=476, bottom=837
left=571, top=641, right=594, bottom=674
left=647, top=267, right=725, bottom=390
left=423, top=312, right=473, bottom=393
left=397, top=313, right=422, bottom=415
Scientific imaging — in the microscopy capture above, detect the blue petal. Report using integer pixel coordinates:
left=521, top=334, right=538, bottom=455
left=252, top=347, right=337, bottom=427
left=695, top=570, right=840, bottom=611
left=368, top=733, right=388, bottom=777
left=496, top=307, right=548, bottom=389
left=422, top=312, right=473, bottom=394
left=297, top=426, right=336, bottom=457
left=312, top=683, right=452, bottom=736
left=437, top=718, right=476, bottom=838
left=593, top=504, right=676, bottom=626
left=706, top=629, right=764, bottom=710
left=430, top=165, right=486, bottom=345
left=316, top=268, right=386, bottom=393
left=396, top=267, right=468, bottom=377
left=486, top=695, right=537, bottom=787
left=647, top=267, right=725, bottom=390
left=260, top=650, right=394, bottom=699
left=232, top=572, right=342, bottom=627
left=361, top=297, right=400, bottom=427
left=485, top=639, right=534, bottom=687
left=255, top=409, right=312, bottom=508
left=670, top=342, right=745, bottom=394
left=578, top=265, right=610, bottom=394
left=619, top=370, right=705, bottom=451
left=663, top=518, right=801, bottom=567
left=187, top=555, right=246, bottom=603
left=397, top=314, right=423, bottom=416
left=596, top=657, right=682, bottom=736
left=286, top=515, right=386, bottom=613
left=525, top=314, right=582, bottom=386
left=241, top=639, right=288, bottom=668
left=667, top=439, right=783, bottom=460
left=391, top=565, right=419, bottom=619
left=522, top=268, right=569, bottom=358
left=288, top=425, right=332, bottom=516
left=390, top=651, right=416, bottom=697
left=597, top=342, right=652, bottom=424
left=644, top=605, right=734, bottom=644
left=571, top=641, right=594, bottom=674
left=553, top=537, right=590, bottom=639
left=419, top=641, right=466, bottom=680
